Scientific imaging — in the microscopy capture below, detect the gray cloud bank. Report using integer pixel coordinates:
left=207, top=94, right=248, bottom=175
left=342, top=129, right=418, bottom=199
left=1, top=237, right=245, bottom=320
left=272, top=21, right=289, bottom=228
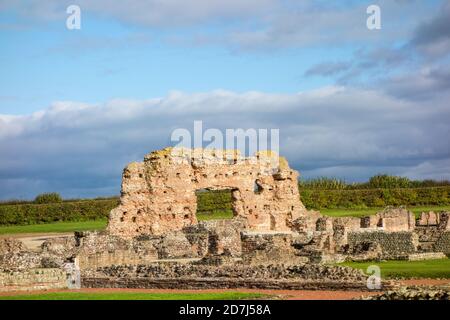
left=1, top=87, right=449, bottom=200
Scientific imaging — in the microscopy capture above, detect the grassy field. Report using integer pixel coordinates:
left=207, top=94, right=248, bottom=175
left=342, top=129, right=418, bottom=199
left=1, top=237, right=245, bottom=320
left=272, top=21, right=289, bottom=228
left=0, top=211, right=234, bottom=235
left=0, top=291, right=266, bottom=300
left=339, top=259, right=450, bottom=279
left=197, top=209, right=233, bottom=221
left=321, top=205, right=450, bottom=218
left=0, top=220, right=108, bottom=235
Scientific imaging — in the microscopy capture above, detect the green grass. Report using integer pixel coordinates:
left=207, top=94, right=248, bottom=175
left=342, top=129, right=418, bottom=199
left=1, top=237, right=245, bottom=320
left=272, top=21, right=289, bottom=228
left=196, top=209, right=234, bottom=221
left=0, top=220, right=107, bottom=235
left=321, top=205, right=450, bottom=218
left=339, top=258, right=450, bottom=279
left=0, top=291, right=266, bottom=300
left=0, top=209, right=234, bottom=235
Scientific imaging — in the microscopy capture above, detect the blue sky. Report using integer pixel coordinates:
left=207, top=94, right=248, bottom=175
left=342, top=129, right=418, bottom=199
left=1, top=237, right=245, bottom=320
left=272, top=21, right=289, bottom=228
left=1, top=0, right=450, bottom=199
left=0, top=7, right=346, bottom=114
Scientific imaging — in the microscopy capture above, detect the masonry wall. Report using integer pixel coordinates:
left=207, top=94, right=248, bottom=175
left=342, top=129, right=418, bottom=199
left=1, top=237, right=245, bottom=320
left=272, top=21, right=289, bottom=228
left=0, top=268, right=67, bottom=292
left=433, top=231, right=450, bottom=255
left=348, top=231, right=418, bottom=259
left=241, top=231, right=307, bottom=264
left=75, top=232, right=159, bottom=269
left=107, top=148, right=307, bottom=238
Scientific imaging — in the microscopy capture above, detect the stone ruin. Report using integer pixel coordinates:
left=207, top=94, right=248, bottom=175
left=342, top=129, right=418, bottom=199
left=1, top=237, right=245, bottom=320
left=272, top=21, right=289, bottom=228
left=107, top=148, right=306, bottom=238
left=1, top=147, right=450, bottom=292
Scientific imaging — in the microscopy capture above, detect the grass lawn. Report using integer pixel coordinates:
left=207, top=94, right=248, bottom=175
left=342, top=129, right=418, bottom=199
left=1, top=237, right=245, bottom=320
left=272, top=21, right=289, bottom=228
left=0, top=220, right=108, bottom=235
left=0, top=291, right=266, bottom=300
left=0, top=210, right=233, bottom=235
left=339, top=258, right=450, bottom=279
left=197, top=209, right=233, bottom=221
left=321, top=205, right=450, bottom=218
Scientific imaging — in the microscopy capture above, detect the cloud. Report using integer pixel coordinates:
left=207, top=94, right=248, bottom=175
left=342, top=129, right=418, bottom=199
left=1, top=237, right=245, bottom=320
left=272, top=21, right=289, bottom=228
left=0, top=0, right=277, bottom=26
left=1, top=88, right=449, bottom=199
left=381, top=66, right=450, bottom=100
left=410, top=1, right=450, bottom=58
left=301, top=2, right=450, bottom=100
left=305, top=62, right=353, bottom=77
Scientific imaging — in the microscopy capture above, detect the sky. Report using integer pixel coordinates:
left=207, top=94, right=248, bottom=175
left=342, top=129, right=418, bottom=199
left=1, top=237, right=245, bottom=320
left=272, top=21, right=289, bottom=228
left=0, top=0, right=450, bottom=200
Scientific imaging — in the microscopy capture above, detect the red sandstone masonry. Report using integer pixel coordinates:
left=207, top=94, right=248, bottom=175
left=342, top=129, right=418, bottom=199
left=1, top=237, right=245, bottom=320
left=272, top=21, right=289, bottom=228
left=107, top=148, right=308, bottom=238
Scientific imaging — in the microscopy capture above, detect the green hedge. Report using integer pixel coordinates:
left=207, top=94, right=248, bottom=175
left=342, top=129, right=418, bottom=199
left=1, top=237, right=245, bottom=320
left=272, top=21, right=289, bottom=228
left=2, top=186, right=449, bottom=226
left=0, top=199, right=119, bottom=226
left=34, top=192, right=63, bottom=204
left=300, top=186, right=450, bottom=209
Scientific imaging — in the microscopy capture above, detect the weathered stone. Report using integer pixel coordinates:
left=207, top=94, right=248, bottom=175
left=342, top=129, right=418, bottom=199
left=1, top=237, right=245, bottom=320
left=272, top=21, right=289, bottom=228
left=0, top=268, right=68, bottom=292
left=0, top=238, right=26, bottom=255
left=3, top=147, right=450, bottom=294
left=361, top=285, right=450, bottom=300
left=107, top=148, right=307, bottom=238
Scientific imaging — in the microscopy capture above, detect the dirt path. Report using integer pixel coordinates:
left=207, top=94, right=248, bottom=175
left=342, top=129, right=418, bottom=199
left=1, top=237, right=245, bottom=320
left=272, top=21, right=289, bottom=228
left=0, top=279, right=447, bottom=300
left=398, top=279, right=450, bottom=286
left=0, top=233, right=72, bottom=251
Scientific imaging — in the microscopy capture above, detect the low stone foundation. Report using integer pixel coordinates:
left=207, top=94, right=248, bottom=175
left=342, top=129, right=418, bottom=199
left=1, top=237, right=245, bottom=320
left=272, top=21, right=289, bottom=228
left=348, top=231, right=418, bottom=259
left=82, top=277, right=388, bottom=291
left=407, top=252, right=447, bottom=261
left=80, top=262, right=378, bottom=291
left=0, top=268, right=67, bottom=292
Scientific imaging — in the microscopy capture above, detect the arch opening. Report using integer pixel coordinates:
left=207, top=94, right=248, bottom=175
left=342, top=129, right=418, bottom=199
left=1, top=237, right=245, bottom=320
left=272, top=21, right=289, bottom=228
left=195, top=188, right=236, bottom=221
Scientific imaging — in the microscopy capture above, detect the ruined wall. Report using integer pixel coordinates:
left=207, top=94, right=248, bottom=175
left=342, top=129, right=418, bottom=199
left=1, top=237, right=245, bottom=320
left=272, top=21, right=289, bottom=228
left=184, top=219, right=245, bottom=257
left=81, top=263, right=384, bottom=291
left=74, top=232, right=159, bottom=269
left=107, top=148, right=307, bottom=238
left=241, top=231, right=308, bottom=265
left=433, top=232, right=450, bottom=255
left=360, top=208, right=415, bottom=232
left=0, top=268, right=67, bottom=292
left=82, top=277, right=377, bottom=291
left=348, top=231, right=418, bottom=259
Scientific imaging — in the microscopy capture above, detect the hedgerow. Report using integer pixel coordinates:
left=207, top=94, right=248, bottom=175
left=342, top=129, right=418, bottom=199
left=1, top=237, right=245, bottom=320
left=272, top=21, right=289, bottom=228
left=300, top=186, right=450, bottom=209
left=1, top=185, right=449, bottom=226
left=0, top=199, right=118, bottom=225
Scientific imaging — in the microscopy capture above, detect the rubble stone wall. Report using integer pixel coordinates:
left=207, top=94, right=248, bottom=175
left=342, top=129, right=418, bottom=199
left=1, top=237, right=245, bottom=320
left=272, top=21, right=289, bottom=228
left=82, top=277, right=376, bottom=291
left=241, top=231, right=307, bottom=264
left=433, top=231, right=450, bottom=255
left=185, top=219, right=245, bottom=256
left=348, top=231, right=418, bottom=259
left=74, top=232, right=159, bottom=269
left=83, top=262, right=367, bottom=281
left=81, top=262, right=380, bottom=291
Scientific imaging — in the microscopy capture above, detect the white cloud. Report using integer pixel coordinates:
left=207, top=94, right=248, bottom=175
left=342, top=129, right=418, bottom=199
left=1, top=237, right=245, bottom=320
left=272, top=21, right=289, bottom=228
left=0, top=87, right=449, bottom=199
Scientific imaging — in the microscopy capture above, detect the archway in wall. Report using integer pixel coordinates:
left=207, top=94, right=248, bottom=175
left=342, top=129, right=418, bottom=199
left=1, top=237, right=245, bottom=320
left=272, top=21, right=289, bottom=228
left=195, top=188, right=237, bottom=221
